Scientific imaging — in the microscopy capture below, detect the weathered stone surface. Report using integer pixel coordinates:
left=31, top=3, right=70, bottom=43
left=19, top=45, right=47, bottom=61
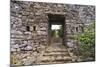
left=22, top=58, right=33, bottom=65
left=11, top=48, right=16, bottom=52
left=12, top=44, right=19, bottom=49
left=19, top=44, right=27, bottom=48
left=25, top=45, right=33, bottom=51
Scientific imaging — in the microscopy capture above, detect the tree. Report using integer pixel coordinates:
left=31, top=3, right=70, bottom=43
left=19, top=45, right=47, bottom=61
left=76, top=22, right=95, bottom=60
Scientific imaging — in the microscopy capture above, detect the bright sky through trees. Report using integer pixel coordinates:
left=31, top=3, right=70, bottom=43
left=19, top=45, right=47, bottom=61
left=51, top=25, right=62, bottom=30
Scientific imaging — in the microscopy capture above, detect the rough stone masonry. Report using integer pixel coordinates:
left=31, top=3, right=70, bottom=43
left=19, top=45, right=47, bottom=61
left=10, top=0, right=95, bottom=66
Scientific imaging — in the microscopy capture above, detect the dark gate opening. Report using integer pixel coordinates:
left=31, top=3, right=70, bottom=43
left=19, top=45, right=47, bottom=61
left=48, top=14, right=65, bottom=46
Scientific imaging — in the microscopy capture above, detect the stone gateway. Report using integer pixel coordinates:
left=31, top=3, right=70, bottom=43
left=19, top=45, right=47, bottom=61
left=10, top=0, right=95, bottom=66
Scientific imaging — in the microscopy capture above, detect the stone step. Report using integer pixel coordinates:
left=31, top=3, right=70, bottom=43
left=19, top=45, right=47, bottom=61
left=43, top=52, right=69, bottom=56
left=39, top=61, right=71, bottom=64
left=45, top=50, right=68, bottom=52
left=40, top=56, right=72, bottom=63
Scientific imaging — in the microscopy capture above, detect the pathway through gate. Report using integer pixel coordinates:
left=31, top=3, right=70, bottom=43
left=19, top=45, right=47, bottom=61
left=38, top=40, right=80, bottom=64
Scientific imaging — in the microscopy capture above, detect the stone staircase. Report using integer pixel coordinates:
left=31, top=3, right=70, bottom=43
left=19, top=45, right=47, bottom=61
left=38, top=43, right=78, bottom=64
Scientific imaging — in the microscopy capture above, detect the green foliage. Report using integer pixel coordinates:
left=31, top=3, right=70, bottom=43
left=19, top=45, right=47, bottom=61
left=58, top=25, right=63, bottom=37
left=76, top=22, right=95, bottom=59
left=51, top=30, right=56, bottom=37
left=51, top=25, right=63, bottom=38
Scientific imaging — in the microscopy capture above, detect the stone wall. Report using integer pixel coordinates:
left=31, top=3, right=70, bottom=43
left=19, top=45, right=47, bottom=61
left=10, top=0, right=95, bottom=65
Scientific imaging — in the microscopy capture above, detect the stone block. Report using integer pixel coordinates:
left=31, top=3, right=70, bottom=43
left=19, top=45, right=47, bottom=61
left=11, top=48, right=16, bottom=52
left=19, top=44, right=27, bottom=48
left=12, top=44, right=19, bottom=49
left=25, top=45, right=33, bottom=51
